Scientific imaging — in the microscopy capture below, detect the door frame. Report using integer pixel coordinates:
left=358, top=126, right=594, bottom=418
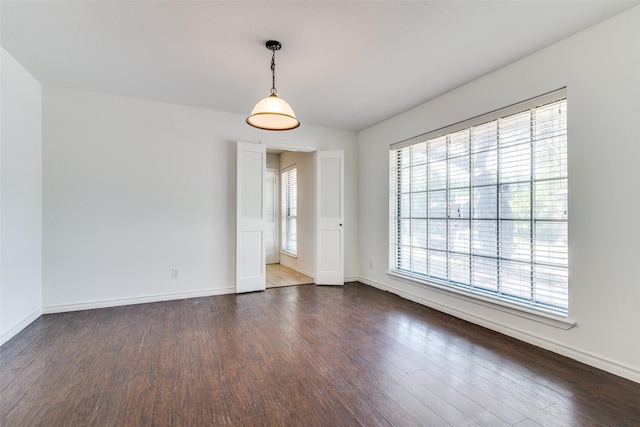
left=236, top=141, right=345, bottom=293
left=265, top=167, right=280, bottom=265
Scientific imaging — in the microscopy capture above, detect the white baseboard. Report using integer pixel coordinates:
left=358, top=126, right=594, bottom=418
left=357, top=276, right=640, bottom=384
left=358, top=277, right=389, bottom=291
left=0, top=308, right=43, bottom=346
left=42, top=287, right=236, bottom=314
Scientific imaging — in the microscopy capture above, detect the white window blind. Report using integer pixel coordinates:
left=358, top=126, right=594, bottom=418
left=390, top=89, right=568, bottom=315
left=281, top=165, right=297, bottom=256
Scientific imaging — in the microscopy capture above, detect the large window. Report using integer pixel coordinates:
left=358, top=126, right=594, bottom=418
left=281, top=165, right=297, bottom=256
left=390, top=89, right=568, bottom=315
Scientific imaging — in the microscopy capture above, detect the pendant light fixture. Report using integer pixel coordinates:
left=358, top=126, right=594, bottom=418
left=246, top=40, right=300, bottom=131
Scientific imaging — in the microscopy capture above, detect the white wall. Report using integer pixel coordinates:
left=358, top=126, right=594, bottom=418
left=358, top=6, right=640, bottom=382
left=42, top=86, right=358, bottom=311
left=266, top=153, right=280, bottom=170
left=279, top=151, right=315, bottom=278
left=0, top=48, right=43, bottom=345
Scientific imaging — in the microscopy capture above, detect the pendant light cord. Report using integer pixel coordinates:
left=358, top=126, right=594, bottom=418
left=270, top=49, right=277, bottom=95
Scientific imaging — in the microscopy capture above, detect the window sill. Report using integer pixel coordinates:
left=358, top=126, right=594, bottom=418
left=280, top=251, right=298, bottom=259
left=387, top=270, right=576, bottom=330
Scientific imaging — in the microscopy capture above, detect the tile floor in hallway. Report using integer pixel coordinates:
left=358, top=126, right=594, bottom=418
left=266, top=264, right=314, bottom=288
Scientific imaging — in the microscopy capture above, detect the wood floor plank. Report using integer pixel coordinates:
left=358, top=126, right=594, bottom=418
left=1, top=282, right=639, bottom=426
left=338, top=386, right=415, bottom=427
left=411, top=368, right=516, bottom=427
left=415, top=364, right=529, bottom=425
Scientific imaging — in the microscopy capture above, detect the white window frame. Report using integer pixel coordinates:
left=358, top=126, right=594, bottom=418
left=389, top=88, right=568, bottom=316
left=281, top=165, right=297, bottom=257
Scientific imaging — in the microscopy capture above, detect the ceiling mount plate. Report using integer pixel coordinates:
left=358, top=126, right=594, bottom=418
left=265, top=40, right=282, bottom=51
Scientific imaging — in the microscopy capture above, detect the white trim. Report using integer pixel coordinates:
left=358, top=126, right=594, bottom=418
left=281, top=164, right=298, bottom=257
left=357, top=276, right=639, bottom=384
left=390, top=87, right=567, bottom=150
left=387, top=271, right=575, bottom=329
left=42, top=287, right=235, bottom=314
left=0, top=308, right=43, bottom=346
left=260, top=142, right=317, bottom=153
left=265, top=167, right=280, bottom=265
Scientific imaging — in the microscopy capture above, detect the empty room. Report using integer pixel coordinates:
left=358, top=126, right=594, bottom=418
left=1, top=1, right=639, bottom=425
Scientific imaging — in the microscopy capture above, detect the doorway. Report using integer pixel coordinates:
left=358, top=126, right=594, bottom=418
left=265, top=149, right=314, bottom=287
left=235, top=142, right=344, bottom=293
left=264, top=163, right=313, bottom=288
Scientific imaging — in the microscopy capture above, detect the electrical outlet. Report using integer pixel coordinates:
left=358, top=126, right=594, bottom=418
left=171, top=268, right=180, bottom=279
left=368, top=261, right=373, bottom=270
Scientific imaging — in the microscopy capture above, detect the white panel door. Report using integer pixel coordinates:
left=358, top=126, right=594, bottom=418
left=264, top=169, right=279, bottom=265
left=236, top=142, right=266, bottom=293
left=315, top=151, right=344, bottom=285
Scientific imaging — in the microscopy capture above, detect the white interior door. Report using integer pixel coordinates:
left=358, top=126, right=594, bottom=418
left=265, top=169, right=279, bottom=264
left=236, top=142, right=266, bottom=293
left=315, top=151, right=344, bottom=285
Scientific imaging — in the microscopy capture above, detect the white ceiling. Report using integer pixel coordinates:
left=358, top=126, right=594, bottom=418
left=1, top=1, right=637, bottom=131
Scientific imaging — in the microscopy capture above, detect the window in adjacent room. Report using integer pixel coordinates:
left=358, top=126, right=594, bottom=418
left=281, top=165, right=297, bottom=256
left=389, top=89, right=568, bottom=315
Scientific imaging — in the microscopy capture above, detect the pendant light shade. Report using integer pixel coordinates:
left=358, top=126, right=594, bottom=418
left=247, top=94, right=299, bottom=130
left=247, top=40, right=300, bottom=131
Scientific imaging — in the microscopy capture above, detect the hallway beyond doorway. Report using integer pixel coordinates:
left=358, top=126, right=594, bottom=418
left=266, top=264, right=313, bottom=288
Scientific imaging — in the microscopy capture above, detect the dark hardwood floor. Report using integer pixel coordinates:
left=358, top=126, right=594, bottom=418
left=1, top=282, right=639, bottom=426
